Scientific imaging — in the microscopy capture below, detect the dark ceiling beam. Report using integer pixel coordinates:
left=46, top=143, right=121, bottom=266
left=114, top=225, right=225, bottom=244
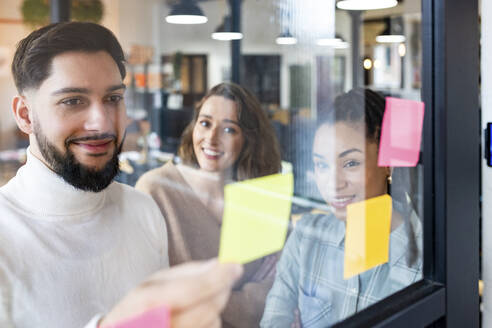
left=50, top=0, right=71, bottom=23
left=230, top=0, right=241, bottom=84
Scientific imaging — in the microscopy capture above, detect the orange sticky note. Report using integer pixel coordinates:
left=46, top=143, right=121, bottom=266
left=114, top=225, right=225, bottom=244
left=344, top=195, right=392, bottom=279
left=378, top=97, right=425, bottom=167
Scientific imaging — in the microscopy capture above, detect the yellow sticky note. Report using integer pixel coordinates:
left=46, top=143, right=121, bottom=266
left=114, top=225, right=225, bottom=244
left=219, top=173, right=294, bottom=264
left=344, top=194, right=392, bottom=279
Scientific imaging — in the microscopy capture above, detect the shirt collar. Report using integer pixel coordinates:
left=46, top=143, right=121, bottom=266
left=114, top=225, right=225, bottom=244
left=0, top=148, right=107, bottom=220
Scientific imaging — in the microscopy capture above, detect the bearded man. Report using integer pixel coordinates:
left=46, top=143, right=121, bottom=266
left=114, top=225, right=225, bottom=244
left=0, top=22, right=241, bottom=328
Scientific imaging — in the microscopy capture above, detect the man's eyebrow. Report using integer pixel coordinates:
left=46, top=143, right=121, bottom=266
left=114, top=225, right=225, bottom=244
left=339, top=148, right=362, bottom=158
left=51, top=84, right=126, bottom=96
left=107, top=84, right=126, bottom=92
left=51, top=87, right=89, bottom=96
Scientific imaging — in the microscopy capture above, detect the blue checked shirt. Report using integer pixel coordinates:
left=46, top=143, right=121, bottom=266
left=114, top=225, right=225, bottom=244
left=260, top=209, right=422, bottom=328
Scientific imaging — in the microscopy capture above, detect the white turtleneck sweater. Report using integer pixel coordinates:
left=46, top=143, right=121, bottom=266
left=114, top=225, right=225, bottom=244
left=0, top=151, right=169, bottom=328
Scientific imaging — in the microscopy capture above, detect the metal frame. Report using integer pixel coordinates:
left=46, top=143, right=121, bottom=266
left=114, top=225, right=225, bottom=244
left=230, top=0, right=241, bottom=84
left=435, top=0, right=480, bottom=326
left=350, top=11, right=363, bottom=88
left=334, top=0, right=480, bottom=326
left=50, top=0, right=70, bottom=23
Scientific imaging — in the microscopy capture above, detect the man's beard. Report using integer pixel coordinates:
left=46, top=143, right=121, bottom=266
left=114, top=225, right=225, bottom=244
left=34, top=124, right=123, bottom=193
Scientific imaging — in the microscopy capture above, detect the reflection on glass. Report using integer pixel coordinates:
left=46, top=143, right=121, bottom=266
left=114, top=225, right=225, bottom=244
left=136, top=82, right=282, bottom=327
left=261, top=89, right=422, bottom=327
left=0, top=0, right=425, bottom=326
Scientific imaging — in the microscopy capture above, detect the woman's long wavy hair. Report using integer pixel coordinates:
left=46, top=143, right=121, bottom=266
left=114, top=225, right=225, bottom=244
left=178, top=82, right=281, bottom=181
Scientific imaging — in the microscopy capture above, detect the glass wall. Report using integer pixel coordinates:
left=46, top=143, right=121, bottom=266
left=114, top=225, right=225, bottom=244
left=0, top=0, right=425, bottom=326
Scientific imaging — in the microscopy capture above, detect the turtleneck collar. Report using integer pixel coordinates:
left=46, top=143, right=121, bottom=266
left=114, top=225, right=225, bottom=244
left=0, top=148, right=107, bottom=220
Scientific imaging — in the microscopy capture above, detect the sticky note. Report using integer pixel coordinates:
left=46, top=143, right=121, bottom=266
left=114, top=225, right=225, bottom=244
left=378, top=97, right=425, bottom=167
left=344, top=194, right=392, bottom=279
left=219, top=173, right=294, bottom=264
left=102, top=305, right=170, bottom=328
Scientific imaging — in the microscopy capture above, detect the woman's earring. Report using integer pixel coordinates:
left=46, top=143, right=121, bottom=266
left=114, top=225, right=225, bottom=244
left=387, top=175, right=392, bottom=185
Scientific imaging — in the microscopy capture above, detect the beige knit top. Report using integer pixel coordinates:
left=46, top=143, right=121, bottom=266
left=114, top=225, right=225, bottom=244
left=136, top=161, right=275, bottom=328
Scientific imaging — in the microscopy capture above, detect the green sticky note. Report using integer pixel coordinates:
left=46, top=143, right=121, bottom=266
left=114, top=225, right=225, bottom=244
left=344, top=194, right=392, bottom=279
left=219, top=173, right=294, bottom=264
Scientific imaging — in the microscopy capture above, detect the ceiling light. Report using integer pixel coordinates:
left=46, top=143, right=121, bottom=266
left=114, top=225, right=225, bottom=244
left=276, top=31, right=297, bottom=45
left=212, top=32, right=243, bottom=41
left=336, top=0, right=398, bottom=11
left=376, top=35, right=406, bottom=43
left=333, top=42, right=349, bottom=49
left=376, top=17, right=406, bottom=43
left=316, top=36, right=349, bottom=49
left=317, top=37, right=342, bottom=46
left=398, top=43, right=407, bottom=56
left=211, top=15, right=243, bottom=41
left=166, top=0, right=208, bottom=25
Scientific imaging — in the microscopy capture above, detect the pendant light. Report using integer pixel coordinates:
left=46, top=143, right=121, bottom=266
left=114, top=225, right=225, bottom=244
left=316, top=34, right=349, bottom=49
left=276, top=30, right=297, bottom=45
left=376, top=17, right=406, bottom=43
left=212, top=15, right=243, bottom=40
left=166, top=0, right=208, bottom=25
left=376, top=34, right=406, bottom=43
left=336, top=0, right=397, bottom=11
left=275, top=0, right=296, bottom=45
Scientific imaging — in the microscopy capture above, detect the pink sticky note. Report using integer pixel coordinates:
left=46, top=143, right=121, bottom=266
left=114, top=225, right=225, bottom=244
left=378, top=97, right=425, bottom=167
left=102, top=306, right=170, bottom=328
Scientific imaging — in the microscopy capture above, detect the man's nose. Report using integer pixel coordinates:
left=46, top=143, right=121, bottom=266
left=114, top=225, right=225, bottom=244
left=84, top=102, right=113, bottom=132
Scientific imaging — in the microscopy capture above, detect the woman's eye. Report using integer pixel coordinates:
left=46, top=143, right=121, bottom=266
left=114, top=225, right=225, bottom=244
left=224, top=127, right=237, bottom=134
left=61, top=98, right=83, bottom=106
left=314, top=161, right=329, bottom=170
left=344, top=160, right=361, bottom=168
left=199, top=120, right=210, bottom=127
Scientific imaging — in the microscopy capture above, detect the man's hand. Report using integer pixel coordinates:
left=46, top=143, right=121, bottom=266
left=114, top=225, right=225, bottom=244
left=100, top=259, right=243, bottom=328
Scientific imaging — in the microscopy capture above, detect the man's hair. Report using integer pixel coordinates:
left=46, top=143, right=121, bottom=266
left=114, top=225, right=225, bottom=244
left=12, top=21, right=126, bottom=93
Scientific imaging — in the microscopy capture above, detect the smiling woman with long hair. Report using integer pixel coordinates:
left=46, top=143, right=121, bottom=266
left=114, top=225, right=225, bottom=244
left=261, top=88, right=422, bottom=328
left=136, top=82, right=281, bottom=327
left=178, top=82, right=281, bottom=180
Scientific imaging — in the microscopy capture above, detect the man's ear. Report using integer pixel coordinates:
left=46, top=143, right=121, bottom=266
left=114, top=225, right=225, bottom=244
left=12, top=95, right=33, bottom=135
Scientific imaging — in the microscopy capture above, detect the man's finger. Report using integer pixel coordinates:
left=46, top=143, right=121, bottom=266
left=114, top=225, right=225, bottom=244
left=142, top=261, right=242, bottom=311
left=146, top=259, right=219, bottom=283
left=171, top=288, right=230, bottom=328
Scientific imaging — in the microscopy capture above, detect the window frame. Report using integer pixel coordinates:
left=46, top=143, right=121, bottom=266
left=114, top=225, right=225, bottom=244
left=334, top=0, right=480, bottom=326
